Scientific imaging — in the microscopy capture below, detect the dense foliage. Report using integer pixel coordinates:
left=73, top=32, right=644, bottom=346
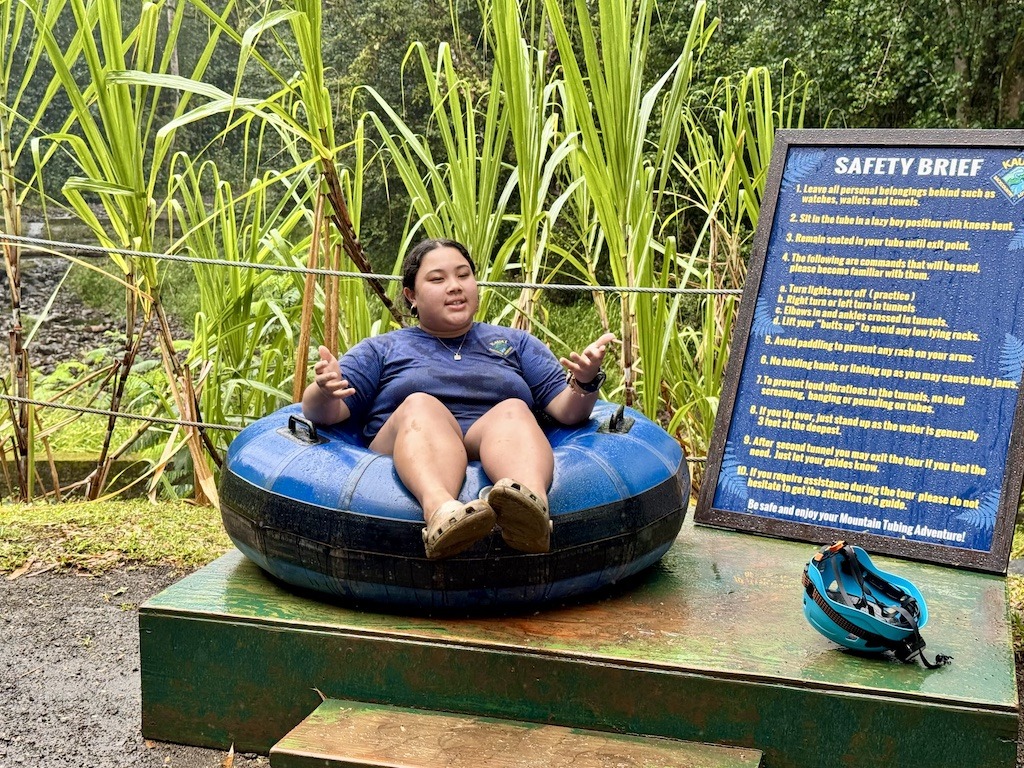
left=2, top=0, right=1021, bottom=502
left=701, top=0, right=1024, bottom=129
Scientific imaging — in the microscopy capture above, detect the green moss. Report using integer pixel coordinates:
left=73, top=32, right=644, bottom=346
left=1008, top=575, right=1024, bottom=652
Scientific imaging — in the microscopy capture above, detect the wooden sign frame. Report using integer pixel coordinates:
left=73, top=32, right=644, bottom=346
left=695, top=129, right=1024, bottom=573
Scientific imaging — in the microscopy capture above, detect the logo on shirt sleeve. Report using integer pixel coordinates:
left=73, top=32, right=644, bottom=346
left=488, top=338, right=514, bottom=357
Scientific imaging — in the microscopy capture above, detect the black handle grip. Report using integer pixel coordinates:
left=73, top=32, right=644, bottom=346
left=609, top=405, right=625, bottom=432
left=288, top=414, right=321, bottom=444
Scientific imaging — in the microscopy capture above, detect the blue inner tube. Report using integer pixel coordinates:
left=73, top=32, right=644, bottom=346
left=220, top=401, right=688, bottom=610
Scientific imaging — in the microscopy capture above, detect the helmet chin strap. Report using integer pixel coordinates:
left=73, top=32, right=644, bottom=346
left=904, top=634, right=954, bottom=669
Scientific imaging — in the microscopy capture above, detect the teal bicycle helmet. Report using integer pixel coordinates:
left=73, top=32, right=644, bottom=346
left=802, top=541, right=951, bottom=668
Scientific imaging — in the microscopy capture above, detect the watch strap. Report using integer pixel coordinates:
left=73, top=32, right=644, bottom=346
left=567, top=370, right=606, bottom=395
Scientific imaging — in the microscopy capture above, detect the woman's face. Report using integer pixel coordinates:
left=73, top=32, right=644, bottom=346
left=403, top=245, right=478, bottom=336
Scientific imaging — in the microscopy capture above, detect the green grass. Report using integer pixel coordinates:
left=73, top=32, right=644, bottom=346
left=0, top=500, right=232, bottom=573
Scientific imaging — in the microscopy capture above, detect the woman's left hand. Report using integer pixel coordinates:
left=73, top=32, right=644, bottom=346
left=560, top=332, right=618, bottom=384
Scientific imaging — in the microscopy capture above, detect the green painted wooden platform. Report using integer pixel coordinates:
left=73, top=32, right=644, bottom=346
left=271, top=698, right=764, bottom=767
left=139, top=518, right=1018, bottom=768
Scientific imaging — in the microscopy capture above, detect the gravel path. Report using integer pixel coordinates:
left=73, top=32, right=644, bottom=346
left=0, top=567, right=267, bottom=768
left=0, top=247, right=259, bottom=766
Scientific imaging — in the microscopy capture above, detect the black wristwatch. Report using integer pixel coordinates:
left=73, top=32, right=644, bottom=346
left=567, top=370, right=606, bottom=395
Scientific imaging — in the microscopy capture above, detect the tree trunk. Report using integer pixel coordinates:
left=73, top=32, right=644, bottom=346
left=948, top=0, right=1013, bottom=127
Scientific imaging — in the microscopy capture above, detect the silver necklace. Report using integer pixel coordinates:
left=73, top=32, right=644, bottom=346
left=436, top=327, right=471, bottom=360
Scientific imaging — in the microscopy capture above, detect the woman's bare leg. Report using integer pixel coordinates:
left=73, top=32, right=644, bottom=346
left=464, top=399, right=553, bottom=501
left=465, top=399, right=553, bottom=552
left=370, top=392, right=468, bottom=524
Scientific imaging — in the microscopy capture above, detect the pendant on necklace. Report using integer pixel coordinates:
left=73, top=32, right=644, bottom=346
left=436, top=324, right=470, bottom=360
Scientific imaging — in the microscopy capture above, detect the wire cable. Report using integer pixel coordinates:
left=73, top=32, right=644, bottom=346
left=3, top=233, right=720, bottom=463
left=1, top=233, right=744, bottom=296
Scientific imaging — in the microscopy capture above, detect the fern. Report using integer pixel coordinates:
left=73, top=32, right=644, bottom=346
left=781, top=149, right=826, bottom=190
left=1008, top=226, right=1024, bottom=252
left=717, top=439, right=749, bottom=506
left=955, top=489, right=1001, bottom=532
left=999, top=333, right=1024, bottom=381
left=752, top=295, right=783, bottom=339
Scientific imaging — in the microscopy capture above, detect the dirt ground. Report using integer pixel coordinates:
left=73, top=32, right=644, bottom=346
left=0, top=567, right=267, bottom=768
left=1, top=565, right=1023, bottom=768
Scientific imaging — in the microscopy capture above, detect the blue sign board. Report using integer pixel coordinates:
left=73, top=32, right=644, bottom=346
left=696, top=130, right=1024, bottom=572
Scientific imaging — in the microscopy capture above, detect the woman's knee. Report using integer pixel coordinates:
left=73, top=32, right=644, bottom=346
left=467, top=399, right=544, bottom=446
left=486, top=398, right=533, bottom=421
left=373, top=393, right=462, bottom=454
left=396, top=392, right=448, bottom=417
left=465, top=399, right=551, bottom=463
left=391, top=392, right=461, bottom=431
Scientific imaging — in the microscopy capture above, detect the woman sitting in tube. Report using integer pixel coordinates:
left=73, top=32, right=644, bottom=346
left=301, top=238, right=616, bottom=559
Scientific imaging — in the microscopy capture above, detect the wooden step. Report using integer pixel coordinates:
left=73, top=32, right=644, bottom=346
left=269, top=699, right=763, bottom=768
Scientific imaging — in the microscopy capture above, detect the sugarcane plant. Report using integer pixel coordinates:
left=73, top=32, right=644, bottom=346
left=668, top=64, right=810, bottom=476
left=483, top=0, right=576, bottom=332
left=0, top=0, right=37, bottom=498
left=544, top=0, right=716, bottom=413
left=0, top=0, right=72, bottom=499
left=3, top=0, right=814, bottom=502
left=31, top=0, right=231, bottom=502
left=156, top=0, right=402, bottom=400
left=361, top=38, right=515, bottom=321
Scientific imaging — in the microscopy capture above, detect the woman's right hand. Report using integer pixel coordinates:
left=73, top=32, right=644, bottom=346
left=313, top=345, right=356, bottom=400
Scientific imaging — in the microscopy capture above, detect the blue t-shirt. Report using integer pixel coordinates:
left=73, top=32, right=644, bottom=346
left=339, top=323, right=568, bottom=441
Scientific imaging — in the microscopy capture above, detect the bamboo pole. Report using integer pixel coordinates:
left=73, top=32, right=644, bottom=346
left=293, top=189, right=326, bottom=402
